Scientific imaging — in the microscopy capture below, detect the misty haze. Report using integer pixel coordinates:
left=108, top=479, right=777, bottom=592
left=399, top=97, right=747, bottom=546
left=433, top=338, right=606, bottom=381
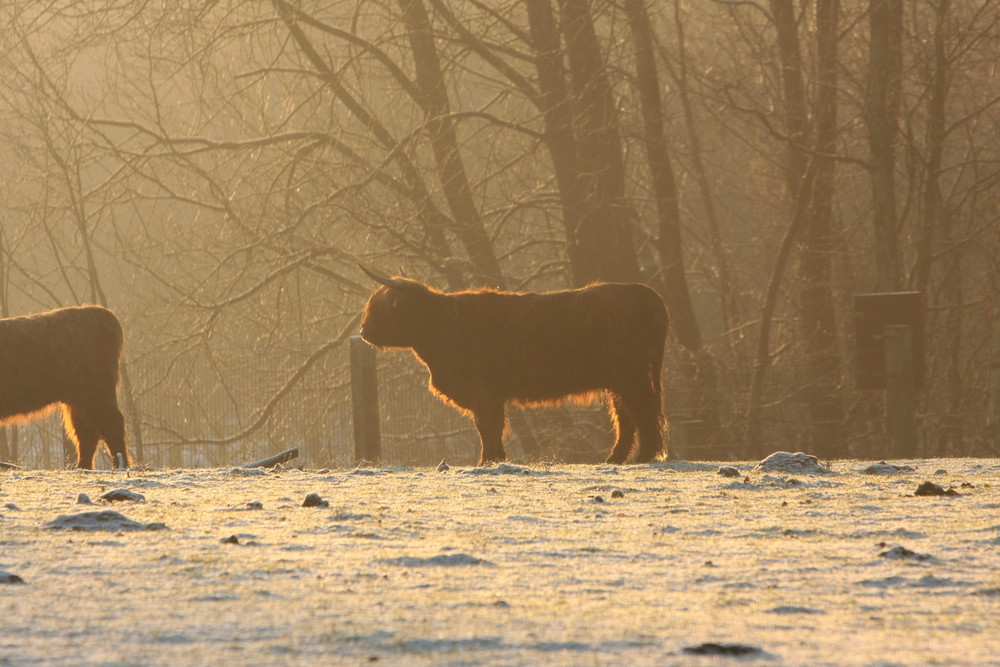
left=1, top=1, right=998, bottom=665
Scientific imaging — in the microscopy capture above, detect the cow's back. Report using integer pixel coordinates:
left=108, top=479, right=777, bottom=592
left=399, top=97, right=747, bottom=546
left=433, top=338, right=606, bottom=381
left=0, top=306, right=123, bottom=417
left=437, top=282, right=667, bottom=404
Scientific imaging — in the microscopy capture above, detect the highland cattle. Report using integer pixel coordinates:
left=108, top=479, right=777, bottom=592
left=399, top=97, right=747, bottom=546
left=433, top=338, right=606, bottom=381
left=0, top=306, right=128, bottom=469
left=359, top=267, right=668, bottom=465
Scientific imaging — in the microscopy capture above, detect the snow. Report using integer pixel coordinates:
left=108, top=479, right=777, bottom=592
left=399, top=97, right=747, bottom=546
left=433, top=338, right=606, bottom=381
left=0, top=570, right=26, bottom=584
left=861, top=461, right=917, bottom=475
left=1, top=456, right=998, bottom=665
left=43, top=509, right=166, bottom=532
left=97, top=488, right=147, bottom=503
left=752, top=451, right=834, bottom=475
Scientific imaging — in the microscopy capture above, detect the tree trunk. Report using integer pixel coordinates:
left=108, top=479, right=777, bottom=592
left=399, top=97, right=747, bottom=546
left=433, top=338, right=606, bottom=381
left=914, top=0, right=959, bottom=454
left=747, top=162, right=816, bottom=453
left=769, top=0, right=810, bottom=192
left=558, top=0, right=640, bottom=284
left=271, top=0, right=463, bottom=289
left=868, top=0, right=904, bottom=290
left=914, top=0, right=949, bottom=296
left=397, top=0, right=505, bottom=288
left=624, top=0, right=720, bottom=429
left=798, top=0, right=845, bottom=458
left=752, top=0, right=845, bottom=456
left=397, top=0, right=543, bottom=454
left=667, top=0, right=739, bottom=332
left=523, top=0, right=588, bottom=286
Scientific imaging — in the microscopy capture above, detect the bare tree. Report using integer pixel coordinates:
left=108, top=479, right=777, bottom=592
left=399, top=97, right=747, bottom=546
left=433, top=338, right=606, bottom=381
left=623, top=0, right=721, bottom=431
left=868, top=0, right=904, bottom=290
left=797, top=0, right=845, bottom=457
left=558, top=0, right=641, bottom=284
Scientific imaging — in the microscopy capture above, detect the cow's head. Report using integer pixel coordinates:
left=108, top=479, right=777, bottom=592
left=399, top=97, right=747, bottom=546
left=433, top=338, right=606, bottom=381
left=359, top=265, right=442, bottom=349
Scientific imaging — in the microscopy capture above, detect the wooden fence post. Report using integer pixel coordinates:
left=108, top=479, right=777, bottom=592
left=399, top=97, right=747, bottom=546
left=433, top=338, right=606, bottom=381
left=989, top=304, right=1000, bottom=445
left=350, top=335, right=381, bottom=465
left=0, top=426, right=12, bottom=464
left=884, top=325, right=916, bottom=458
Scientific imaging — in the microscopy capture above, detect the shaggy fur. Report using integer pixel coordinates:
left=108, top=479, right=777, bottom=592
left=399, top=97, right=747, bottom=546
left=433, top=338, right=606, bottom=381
left=0, top=306, right=128, bottom=469
left=360, top=269, right=669, bottom=465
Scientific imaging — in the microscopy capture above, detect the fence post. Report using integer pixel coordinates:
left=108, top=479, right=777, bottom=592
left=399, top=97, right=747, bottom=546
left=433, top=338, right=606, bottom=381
left=350, top=335, right=381, bottom=465
left=0, top=426, right=10, bottom=463
left=990, top=304, right=1000, bottom=445
left=884, top=325, right=915, bottom=458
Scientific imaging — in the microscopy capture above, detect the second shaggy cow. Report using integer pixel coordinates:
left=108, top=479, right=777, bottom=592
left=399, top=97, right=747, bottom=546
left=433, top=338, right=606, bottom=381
left=0, top=306, right=128, bottom=469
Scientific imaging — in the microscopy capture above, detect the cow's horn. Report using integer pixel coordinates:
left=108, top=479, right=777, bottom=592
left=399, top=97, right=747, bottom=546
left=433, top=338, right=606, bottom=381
left=359, top=264, right=409, bottom=289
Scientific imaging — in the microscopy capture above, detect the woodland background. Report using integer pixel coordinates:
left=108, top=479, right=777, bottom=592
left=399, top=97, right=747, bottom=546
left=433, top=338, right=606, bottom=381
left=0, top=0, right=998, bottom=468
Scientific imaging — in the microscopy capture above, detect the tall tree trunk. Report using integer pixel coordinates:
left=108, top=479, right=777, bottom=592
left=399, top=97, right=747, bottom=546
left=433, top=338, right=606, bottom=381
left=748, top=0, right=816, bottom=455
left=430, top=0, right=588, bottom=286
left=397, top=0, right=505, bottom=288
left=271, top=0, right=468, bottom=289
left=558, top=0, right=640, bottom=284
left=769, top=0, right=810, bottom=193
left=397, top=0, right=542, bottom=455
left=523, top=0, right=588, bottom=286
left=938, top=210, right=963, bottom=454
left=748, top=0, right=845, bottom=455
left=914, top=0, right=949, bottom=296
left=435, top=0, right=638, bottom=287
left=666, top=0, right=739, bottom=331
left=914, top=0, right=963, bottom=454
left=868, top=0, right=904, bottom=290
left=624, top=0, right=720, bottom=429
left=798, top=0, right=845, bottom=458
left=747, top=162, right=816, bottom=452
left=914, top=0, right=959, bottom=454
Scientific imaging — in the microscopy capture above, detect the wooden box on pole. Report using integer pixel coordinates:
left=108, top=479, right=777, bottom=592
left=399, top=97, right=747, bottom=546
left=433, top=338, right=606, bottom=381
left=853, top=291, right=924, bottom=390
left=854, top=292, right=923, bottom=458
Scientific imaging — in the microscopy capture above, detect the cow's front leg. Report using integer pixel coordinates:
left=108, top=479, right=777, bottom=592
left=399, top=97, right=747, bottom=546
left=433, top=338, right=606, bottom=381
left=472, top=403, right=507, bottom=465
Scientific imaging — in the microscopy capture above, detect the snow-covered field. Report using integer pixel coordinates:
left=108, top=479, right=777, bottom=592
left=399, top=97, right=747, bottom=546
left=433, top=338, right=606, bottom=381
left=1, top=454, right=998, bottom=666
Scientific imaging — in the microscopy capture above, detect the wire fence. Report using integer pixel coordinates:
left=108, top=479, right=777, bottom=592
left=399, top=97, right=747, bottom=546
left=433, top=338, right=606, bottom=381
left=3, top=338, right=998, bottom=469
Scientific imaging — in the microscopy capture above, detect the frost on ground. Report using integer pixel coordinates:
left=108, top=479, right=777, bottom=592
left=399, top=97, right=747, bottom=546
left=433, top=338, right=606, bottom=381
left=0, top=456, right=998, bottom=666
left=752, top=451, right=834, bottom=475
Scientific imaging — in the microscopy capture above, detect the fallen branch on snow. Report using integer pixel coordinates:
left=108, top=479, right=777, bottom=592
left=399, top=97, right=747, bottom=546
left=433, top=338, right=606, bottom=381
left=240, top=447, right=299, bottom=469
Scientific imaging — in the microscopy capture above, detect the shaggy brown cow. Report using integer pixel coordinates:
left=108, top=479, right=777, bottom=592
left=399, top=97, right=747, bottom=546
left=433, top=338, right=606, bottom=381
left=0, top=306, right=128, bottom=469
left=359, top=267, right=668, bottom=465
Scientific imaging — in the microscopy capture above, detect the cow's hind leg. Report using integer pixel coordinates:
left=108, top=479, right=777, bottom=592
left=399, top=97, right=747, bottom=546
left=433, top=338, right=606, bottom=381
left=473, top=403, right=507, bottom=465
left=93, top=403, right=128, bottom=468
left=64, top=405, right=100, bottom=469
left=630, top=388, right=665, bottom=463
left=605, top=394, right=636, bottom=464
